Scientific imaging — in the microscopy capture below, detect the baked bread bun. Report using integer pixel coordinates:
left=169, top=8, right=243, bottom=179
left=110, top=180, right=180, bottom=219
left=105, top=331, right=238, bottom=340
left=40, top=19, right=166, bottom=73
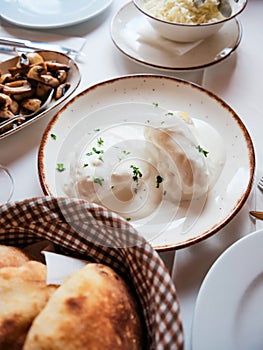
left=23, top=263, right=144, bottom=350
left=0, top=261, right=57, bottom=349
left=0, top=244, right=30, bottom=268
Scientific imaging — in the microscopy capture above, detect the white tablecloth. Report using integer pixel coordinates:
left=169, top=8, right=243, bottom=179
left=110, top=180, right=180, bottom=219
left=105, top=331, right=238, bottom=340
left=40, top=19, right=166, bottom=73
left=0, top=1, right=262, bottom=349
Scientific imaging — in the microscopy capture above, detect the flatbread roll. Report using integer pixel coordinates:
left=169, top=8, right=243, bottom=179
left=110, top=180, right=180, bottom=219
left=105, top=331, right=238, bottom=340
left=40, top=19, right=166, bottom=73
left=23, top=263, right=144, bottom=350
left=0, top=260, right=57, bottom=349
left=0, top=244, right=30, bottom=268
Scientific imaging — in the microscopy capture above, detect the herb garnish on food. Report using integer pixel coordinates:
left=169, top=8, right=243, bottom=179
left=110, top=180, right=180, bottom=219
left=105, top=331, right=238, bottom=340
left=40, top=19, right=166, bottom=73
left=85, top=138, right=105, bottom=162
left=92, top=147, right=104, bottom=155
left=97, top=137, right=104, bottom=146
left=196, top=145, right=209, bottom=157
left=156, top=175, right=163, bottom=188
left=51, top=133, right=57, bottom=140
left=56, top=163, right=65, bottom=172
left=93, top=177, right=104, bottom=186
left=130, top=165, right=142, bottom=182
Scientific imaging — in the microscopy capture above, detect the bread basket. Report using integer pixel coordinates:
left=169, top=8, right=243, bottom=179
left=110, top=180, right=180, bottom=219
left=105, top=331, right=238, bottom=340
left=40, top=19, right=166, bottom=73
left=0, top=196, right=184, bottom=350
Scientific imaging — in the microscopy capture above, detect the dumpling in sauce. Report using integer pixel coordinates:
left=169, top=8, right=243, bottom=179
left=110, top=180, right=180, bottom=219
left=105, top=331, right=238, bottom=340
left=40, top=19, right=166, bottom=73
left=144, top=111, right=210, bottom=201
left=72, top=157, right=163, bottom=220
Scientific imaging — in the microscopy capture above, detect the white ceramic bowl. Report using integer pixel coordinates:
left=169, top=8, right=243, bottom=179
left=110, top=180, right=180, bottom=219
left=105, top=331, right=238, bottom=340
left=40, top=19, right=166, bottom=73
left=132, top=0, right=247, bottom=42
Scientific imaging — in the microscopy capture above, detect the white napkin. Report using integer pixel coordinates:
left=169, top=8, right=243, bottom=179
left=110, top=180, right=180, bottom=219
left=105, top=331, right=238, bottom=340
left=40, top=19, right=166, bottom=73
left=43, top=251, right=89, bottom=285
left=135, top=20, right=203, bottom=56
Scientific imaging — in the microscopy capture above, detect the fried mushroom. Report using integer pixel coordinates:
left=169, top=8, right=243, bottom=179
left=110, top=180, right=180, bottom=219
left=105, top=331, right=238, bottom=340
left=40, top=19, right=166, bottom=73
left=26, top=52, right=44, bottom=66
left=21, top=98, right=42, bottom=112
left=27, top=66, right=59, bottom=87
left=55, top=82, right=71, bottom=100
left=35, top=82, right=53, bottom=99
left=2, top=80, right=32, bottom=95
left=0, top=73, right=12, bottom=84
left=0, top=109, right=14, bottom=119
left=0, top=93, right=12, bottom=110
left=9, top=99, right=19, bottom=115
left=54, top=70, right=68, bottom=83
left=45, top=61, right=70, bottom=72
left=27, top=65, right=47, bottom=80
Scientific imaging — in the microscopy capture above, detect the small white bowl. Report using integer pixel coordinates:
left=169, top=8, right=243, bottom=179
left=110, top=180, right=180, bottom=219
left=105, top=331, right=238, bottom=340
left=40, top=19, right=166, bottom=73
left=132, top=0, right=247, bottom=42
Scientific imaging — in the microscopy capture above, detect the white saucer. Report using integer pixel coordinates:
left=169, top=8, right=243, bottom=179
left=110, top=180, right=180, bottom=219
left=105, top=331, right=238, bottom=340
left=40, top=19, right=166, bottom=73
left=1, top=0, right=113, bottom=29
left=111, top=2, right=242, bottom=71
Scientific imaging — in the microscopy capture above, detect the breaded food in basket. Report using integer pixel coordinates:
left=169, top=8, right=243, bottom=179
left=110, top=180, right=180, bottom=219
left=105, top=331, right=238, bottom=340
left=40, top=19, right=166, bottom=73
left=0, top=260, right=57, bottom=349
left=0, top=244, right=30, bottom=268
left=23, top=263, right=144, bottom=350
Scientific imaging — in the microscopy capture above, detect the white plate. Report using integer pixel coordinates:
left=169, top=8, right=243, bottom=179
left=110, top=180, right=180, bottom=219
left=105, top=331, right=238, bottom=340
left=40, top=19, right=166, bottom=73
left=38, top=75, right=254, bottom=250
left=0, top=51, right=81, bottom=139
left=1, top=0, right=112, bottom=29
left=192, top=229, right=263, bottom=350
left=111, top=2, right=242, bottom=71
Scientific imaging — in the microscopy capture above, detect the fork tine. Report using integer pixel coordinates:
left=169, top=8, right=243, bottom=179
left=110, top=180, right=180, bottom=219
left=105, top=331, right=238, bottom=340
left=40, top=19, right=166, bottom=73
left=258, top=177, right=263, bottom=191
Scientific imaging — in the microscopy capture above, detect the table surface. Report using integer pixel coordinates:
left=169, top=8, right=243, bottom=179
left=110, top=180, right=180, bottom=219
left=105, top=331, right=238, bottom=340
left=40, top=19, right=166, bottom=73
left=0, top=1, right=263, bottom=349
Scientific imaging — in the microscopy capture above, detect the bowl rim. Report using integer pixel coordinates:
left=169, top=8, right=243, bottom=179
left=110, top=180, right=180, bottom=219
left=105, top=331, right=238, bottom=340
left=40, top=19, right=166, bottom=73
left=132, top=0, right=248, bottom=28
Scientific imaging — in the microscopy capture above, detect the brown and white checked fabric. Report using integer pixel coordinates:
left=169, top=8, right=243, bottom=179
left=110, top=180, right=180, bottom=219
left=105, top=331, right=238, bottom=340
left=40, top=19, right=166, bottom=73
left=0, top=196, right=184, bottom=350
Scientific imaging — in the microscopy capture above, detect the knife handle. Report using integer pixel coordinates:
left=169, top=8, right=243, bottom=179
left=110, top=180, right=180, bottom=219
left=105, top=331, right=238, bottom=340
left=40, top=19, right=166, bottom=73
left=0, top=37, right=31, bottom=48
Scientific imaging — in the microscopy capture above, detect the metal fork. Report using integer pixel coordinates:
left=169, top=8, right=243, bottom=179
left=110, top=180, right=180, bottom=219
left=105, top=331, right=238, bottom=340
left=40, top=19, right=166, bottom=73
left=258, top=176, right=263, bottom=192
left=0, top=89, right=54, bottom=133
left=249, top=176, right=263, bottom=220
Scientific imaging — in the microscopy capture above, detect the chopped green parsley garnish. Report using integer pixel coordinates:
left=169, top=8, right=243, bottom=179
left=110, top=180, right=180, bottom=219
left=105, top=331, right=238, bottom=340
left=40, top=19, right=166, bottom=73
left=56, top=163, right=65, bottom=172
left=93, top=177, right=104, bottom=186
left=165, top=112, right=174, bottom=116
left=126, top=217, right=131, bottom=221
left=196, top=145, right=209, bottom=157
left=130, top=165, right=142, bottom=182
left=86, top=152, right=93, bottom=156
left=156, top=175, right=163, bottom=188
left=92, top=147, right=104, bottom=155
left=51, top=133, right=56, bottom=140
left=153, top=102, right=159, bottom=107
left=122, top=150, right=131, bottom=156
left=94, top=128, right=100, bottom=132
left=97, top=137, right=104, bottom=146
left=83, top=163, right=89, bottom=168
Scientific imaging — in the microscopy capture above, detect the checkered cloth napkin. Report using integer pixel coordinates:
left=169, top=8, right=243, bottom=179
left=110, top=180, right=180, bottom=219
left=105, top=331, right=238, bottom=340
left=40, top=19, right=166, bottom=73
left=0, top=196, right=184, bottom=350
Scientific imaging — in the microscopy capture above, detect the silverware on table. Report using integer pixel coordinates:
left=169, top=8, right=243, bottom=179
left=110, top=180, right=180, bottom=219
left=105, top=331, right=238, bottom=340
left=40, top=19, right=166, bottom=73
left=249, top=176, right=263, bottom=220
left=250, top=211, right=263, bottom=220
left=257, top=176, right=263, bottom=192
left=0, top=37, right=84, bottom=58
